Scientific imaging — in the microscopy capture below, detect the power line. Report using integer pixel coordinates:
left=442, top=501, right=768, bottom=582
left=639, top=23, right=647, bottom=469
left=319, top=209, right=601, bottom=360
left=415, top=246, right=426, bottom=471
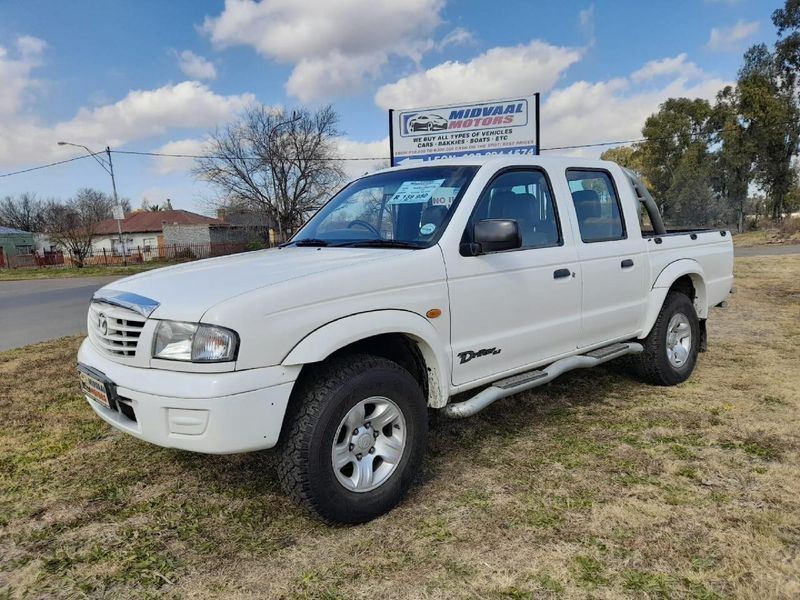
left=111, top=149, right=384, bottom=161
left=0, top=154, right=92, bottom=178
left=0, top=119, right=795, bottom=178
left=540, top=119, right=797, bottom=152
left=114, top=119, right=799, bottom=160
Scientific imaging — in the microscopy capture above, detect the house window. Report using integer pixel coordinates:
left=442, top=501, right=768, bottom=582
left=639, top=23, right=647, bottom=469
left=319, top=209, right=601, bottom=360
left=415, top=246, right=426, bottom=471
left=112, top=238, right=134, bottom=256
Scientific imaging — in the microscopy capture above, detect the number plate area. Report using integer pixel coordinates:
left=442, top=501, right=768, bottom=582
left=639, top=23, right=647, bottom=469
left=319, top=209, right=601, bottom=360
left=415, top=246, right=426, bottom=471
left=78, top=364, right=115, bottom=410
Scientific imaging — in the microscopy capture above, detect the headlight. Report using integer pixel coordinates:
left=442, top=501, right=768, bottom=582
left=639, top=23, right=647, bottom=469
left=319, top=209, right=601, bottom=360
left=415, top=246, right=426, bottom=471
left=153, top=321, right=239, bottom=363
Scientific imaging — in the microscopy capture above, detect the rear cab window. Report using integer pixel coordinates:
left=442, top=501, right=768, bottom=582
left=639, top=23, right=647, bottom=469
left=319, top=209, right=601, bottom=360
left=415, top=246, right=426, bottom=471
left=566, top=169, right=626, bottom=243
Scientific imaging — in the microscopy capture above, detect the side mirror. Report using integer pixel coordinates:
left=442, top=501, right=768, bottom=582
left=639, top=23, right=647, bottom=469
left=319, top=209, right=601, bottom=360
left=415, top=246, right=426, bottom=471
left=472, top=219, right=522, bottom=254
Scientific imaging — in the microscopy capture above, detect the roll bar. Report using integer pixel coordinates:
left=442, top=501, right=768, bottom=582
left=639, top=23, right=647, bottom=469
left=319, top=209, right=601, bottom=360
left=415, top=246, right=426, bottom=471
left=621, top=167, right=666, bottom=236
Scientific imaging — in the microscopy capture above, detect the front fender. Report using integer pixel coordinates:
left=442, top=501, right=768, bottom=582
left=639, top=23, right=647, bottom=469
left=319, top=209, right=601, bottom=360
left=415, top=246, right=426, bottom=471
left=281, top=310, right=451, bottom=408
left=639, top=259, right=708, bottom=337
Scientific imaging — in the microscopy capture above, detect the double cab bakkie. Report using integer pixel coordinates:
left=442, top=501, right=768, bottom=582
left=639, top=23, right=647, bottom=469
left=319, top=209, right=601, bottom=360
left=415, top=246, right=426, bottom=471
left=78, top=155, right=734, bottom=523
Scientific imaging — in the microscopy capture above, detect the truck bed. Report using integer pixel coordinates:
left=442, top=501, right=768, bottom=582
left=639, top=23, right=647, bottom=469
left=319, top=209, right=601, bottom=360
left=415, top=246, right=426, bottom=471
left=644, top=229, right=734, bottom=309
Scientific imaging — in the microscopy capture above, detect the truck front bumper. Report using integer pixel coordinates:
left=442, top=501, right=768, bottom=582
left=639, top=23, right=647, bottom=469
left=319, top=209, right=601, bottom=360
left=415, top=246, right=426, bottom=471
left=77, top=338, right=298, bottom=454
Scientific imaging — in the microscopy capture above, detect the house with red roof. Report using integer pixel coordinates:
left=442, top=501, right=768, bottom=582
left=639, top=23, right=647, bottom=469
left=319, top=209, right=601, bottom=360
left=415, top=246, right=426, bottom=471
left=92, top=209, right=221, bottom=257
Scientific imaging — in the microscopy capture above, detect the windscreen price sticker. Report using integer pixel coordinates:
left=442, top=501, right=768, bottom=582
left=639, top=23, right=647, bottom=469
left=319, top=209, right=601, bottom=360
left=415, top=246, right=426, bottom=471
left=388, top=179, right=445, bottom=205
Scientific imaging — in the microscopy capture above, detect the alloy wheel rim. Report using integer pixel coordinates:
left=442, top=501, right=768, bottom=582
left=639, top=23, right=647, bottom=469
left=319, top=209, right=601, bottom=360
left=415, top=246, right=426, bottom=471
left=331, top=396, right=407, bottom=493
left=666, top=312, right=692, bottom=368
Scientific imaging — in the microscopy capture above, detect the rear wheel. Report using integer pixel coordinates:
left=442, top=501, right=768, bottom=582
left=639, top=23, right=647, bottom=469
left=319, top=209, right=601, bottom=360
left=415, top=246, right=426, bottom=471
left=278, top=354, right=427, bottom=524
left=632, top=291, right=700, bottom=386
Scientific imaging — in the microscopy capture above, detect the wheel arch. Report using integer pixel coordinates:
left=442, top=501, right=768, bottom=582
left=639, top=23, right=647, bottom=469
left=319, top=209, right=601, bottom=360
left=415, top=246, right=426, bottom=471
left=640, top=259, right=708, bottom=338
left=282, top=310, right=451, bottom=408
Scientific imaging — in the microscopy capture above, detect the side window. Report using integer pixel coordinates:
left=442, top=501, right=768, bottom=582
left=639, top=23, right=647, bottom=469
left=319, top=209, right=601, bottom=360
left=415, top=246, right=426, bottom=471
left=566, top=170, right=626, bottom=243
left=469, top=170, right=561, bottom=250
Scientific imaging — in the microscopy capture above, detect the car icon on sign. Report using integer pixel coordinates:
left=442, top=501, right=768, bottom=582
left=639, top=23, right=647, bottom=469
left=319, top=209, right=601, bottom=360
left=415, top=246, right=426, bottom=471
left=408, top=113, right=448, bottom=132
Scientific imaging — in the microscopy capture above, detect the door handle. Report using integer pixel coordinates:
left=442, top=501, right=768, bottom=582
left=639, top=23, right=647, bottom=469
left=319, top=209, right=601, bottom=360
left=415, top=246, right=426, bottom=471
left=553, top=268, right=572, bottom=279
left=621, top=259, right=634, bottom=269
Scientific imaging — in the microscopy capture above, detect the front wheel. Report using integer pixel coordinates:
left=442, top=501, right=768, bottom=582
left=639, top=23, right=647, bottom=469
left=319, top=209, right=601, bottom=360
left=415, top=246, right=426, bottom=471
left=632, top=291, right=700, bottom=386
left=277, top=354, right=427, bottom=524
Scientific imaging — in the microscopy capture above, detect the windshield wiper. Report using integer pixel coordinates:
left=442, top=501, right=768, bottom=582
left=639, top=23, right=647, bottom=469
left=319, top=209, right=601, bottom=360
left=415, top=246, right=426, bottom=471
left=337, top=239, right=424, bottom=249
left=281, top=238, right=331, bottom=247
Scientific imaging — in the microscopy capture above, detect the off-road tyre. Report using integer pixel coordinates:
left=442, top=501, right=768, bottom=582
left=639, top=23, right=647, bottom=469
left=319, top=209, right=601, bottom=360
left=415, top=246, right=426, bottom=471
left=632, top=291, right=700, bottom=386
left=277, top=354, right=427, bottom=524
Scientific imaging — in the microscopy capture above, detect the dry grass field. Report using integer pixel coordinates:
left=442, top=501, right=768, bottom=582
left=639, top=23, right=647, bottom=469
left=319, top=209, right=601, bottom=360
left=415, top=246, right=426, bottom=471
left=0, top=263, right=173, bottom=282
left=1, top=255, right=799, bottom=599
left=733, top=217, right=800, bottom=248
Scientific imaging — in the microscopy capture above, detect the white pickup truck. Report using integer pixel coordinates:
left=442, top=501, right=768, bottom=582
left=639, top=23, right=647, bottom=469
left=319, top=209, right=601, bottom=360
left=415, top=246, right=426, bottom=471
left=78, top=155, right=733, bottom=523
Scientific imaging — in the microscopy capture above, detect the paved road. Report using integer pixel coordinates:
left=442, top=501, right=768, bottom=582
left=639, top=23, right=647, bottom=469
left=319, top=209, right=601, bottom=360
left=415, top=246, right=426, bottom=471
left=735, top=244, right=800, bottom=257
left=0, top=276, right=120, bottom=351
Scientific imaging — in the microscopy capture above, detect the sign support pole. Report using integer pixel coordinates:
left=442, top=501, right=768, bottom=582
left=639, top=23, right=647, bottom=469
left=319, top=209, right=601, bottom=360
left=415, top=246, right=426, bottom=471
left=388, top=109, right=395, bottom=167
left=534, top=92, right=540, bottom=155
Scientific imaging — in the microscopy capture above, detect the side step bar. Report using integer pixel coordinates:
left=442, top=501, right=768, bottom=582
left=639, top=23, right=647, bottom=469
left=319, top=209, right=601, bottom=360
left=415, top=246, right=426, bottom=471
left=441, top=342, right=643, bottom=419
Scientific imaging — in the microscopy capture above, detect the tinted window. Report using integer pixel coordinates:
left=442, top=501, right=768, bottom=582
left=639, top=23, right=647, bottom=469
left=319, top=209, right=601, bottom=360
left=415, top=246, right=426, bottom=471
left=468, top=170, right=561, bottom=250
left=567, top=170, right=626, bottom=243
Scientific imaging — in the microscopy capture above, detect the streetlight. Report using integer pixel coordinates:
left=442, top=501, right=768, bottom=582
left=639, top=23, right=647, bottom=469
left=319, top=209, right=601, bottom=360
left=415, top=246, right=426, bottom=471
left=58, top=142, right=126, bottom=264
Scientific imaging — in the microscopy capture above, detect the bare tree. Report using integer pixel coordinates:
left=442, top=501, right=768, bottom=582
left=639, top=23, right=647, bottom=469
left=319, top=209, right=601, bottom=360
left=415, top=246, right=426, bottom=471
left=45, top=189, right=116, bottom=267
left=0, top=192, right=46, bottom=232
left=194, top=104, right=345, bottom=240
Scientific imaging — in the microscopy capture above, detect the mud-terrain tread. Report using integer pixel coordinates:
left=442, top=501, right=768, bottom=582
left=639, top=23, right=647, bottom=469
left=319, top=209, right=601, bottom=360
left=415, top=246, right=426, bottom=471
left=277, top=353, right=423, bottom=523
left=632, top=291, right=699, bottom=386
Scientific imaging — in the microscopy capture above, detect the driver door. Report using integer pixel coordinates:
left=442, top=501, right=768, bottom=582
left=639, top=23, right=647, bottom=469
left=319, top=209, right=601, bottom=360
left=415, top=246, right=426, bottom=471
left=445, top=168, right=582, bottom=386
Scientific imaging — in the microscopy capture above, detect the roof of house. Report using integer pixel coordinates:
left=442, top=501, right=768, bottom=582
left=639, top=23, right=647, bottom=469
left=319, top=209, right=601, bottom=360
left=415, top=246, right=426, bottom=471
left=94, top=210, right=221, bottom=235
left=0, top=225, right=33, bottom=235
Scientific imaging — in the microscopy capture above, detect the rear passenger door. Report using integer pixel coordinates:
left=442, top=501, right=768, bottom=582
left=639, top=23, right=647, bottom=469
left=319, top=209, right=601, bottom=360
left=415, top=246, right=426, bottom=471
left=566, top=169, right=647, bottom=348
left=446, top=168, right=581, bottom=386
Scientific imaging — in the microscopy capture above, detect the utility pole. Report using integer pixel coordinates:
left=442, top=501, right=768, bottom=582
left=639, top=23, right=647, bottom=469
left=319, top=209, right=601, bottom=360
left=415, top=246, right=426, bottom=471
left=57, top=141, right=127, bottom=265
left=106, top=146, right=126, bottom=266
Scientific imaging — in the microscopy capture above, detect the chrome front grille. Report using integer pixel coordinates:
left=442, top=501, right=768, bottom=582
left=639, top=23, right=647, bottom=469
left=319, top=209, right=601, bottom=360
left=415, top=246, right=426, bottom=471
left=88, top=302, right=146, bottom=357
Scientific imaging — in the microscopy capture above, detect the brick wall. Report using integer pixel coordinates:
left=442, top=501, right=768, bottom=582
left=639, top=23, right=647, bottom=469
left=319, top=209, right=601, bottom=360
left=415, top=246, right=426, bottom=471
left=162, top=224, right=213, bottom=247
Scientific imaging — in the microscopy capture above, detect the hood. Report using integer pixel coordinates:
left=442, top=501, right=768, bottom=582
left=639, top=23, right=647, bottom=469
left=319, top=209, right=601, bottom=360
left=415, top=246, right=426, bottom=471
left=98, top=246, right=408, bottom=321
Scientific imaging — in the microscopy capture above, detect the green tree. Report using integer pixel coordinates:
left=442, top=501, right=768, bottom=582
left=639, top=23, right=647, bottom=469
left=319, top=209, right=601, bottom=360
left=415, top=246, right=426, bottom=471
left=600, top=146, right=647, bottom=178
left=667, top=144, right=727, bottom=227
left=736, top=0, right=800, bottom=220
left=710, top=86, right=754, bottom=232
left=737, top=44, right=798, bottom=219
left=639, top=98, right=714, bottom=223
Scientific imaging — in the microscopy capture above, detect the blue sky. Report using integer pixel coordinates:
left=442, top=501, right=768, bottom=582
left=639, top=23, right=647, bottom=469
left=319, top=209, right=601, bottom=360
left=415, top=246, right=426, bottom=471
left=0, top=0, right=779, bottom=213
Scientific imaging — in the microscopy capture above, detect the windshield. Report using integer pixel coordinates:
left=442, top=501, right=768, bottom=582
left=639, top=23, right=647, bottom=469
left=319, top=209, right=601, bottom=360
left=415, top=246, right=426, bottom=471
left=289, top=166, right=479, bottom=248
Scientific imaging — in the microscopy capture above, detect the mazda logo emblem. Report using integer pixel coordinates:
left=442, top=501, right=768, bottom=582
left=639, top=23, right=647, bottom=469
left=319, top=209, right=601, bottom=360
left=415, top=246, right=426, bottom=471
left=98, top=314, right=108, bottom=336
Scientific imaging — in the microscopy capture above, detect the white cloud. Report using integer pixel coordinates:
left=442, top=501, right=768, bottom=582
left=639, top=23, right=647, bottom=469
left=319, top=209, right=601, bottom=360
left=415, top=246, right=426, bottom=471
left=373, top=40, right=728, bottom=159
left=375, top=40, right=582, bottom=110
left=337, top=137, right=390, bottom=178
left=0, top=79, right=254, bottom=166
left=287, top=51, right=385, bottom=103
left=541, top=71, right=728, bottom=156
left=0, top=35, right=46, bottom=116
left=53, top=81, right=252, bottom=147
left=631, top=53, right=705, bottom=83
left=438, top=28, right=474, bottom=51
left=578, top=5, right=595, bottom=42
left=201, top=0, right=445, bottom=100
left=150, top=138, right=210, bottom=175
left=16, top=35, right=47, bottom=57
left=707, top=20, right=760, bottom=51
left=175, top=50, right=217, bottom=80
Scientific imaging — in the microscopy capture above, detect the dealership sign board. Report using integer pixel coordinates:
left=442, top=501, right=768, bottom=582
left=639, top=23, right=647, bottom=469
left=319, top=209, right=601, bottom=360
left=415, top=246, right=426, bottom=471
left=389, top=93, right=539, bottom=166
